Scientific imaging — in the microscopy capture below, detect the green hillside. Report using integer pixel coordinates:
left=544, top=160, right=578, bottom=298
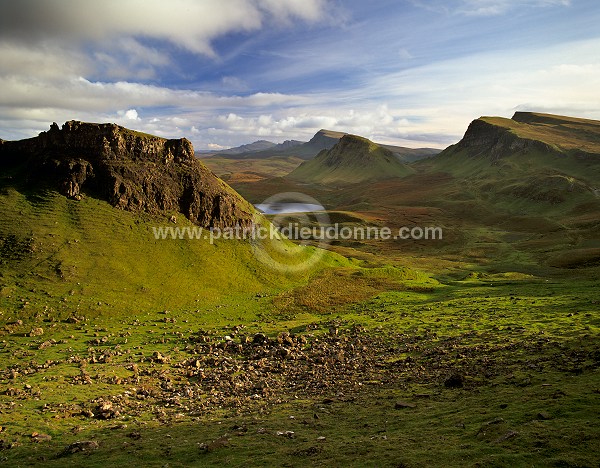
left=289, top=134, right=414, bottom=185
left=1, top=115, right=600, bottom=467
left=426, top=112, right=600, bottom=212
left=0, top=122, right=350, bottom=320
left=0, top=183, right=348, bottom=321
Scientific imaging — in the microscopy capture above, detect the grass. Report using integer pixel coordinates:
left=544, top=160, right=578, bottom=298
left=201, top=156, right=304, bottom=183
left=1, top=273, right=598, bottom=467
left=289, top=135, right=414, bottom=185
left=0, top=182, right=348, bottom=320
left=2, top=112, right=600, bottom=466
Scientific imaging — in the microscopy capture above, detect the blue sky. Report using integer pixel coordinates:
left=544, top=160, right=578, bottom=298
left=1, top=0, right=599, bottom=149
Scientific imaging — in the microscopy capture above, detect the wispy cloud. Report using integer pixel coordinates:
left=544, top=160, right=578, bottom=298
left=412, top=0, right=571, bottom=16
left=0, top=0, right=597, bottom=151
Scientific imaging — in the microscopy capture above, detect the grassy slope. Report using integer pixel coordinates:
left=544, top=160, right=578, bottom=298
left=0, top=183, right=348, bottom=320
left=201, top=156, right=304, bottom=183
left=487, top=112, right=600, bottom=153
left=1, top=114, right=599, bottom=466
left=220, top=113, right=600, bottom=281
left=289, top=136, right=415, bottom=185
left=1, top=272, right=598, bottom=467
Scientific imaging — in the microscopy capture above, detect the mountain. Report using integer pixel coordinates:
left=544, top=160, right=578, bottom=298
left=217, top=129, right=440, bottom=161
left=288, top=134, right=414, bottom=185
left=0, top=121, right=253, bottom=228
left=216, top=140, right=277, bottom=155
left=429, top=112, right=600, bottom=207
left=211, top=139, right=304, bottom=159
left=443, top=111, right=600, bottom=161
left=407, top=111, right=600, bottom=268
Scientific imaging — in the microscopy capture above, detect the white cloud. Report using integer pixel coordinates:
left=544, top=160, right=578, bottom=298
left=0, top=1, right=597, bottom=152
left=124, top=109, right=140, bottom=120
left=0, top=0, right=327, bottom=55
left=0, top=41, right=91, bottom=79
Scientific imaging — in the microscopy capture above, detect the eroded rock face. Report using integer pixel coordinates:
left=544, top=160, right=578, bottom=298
left=0, top=121, right=253, bottom=228
left=455, top=118, right=554, bottom=161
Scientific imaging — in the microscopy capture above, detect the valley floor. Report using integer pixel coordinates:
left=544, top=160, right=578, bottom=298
left=1, top=273, right=599, bottom=467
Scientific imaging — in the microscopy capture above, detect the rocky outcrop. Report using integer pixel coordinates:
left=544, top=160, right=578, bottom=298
left=0, top=121, right=253, bottom=228
left=454, top=118, right=555, bottom=161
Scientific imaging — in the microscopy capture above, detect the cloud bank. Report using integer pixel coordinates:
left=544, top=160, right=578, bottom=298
left=1, top=0, right=598, bottom=150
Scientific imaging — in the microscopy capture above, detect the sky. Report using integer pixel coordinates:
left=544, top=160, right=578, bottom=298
left=1, top=0, right=599, bottom=150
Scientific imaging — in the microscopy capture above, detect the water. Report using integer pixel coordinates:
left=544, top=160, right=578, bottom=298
left=255, top=203, right=325, bottom=214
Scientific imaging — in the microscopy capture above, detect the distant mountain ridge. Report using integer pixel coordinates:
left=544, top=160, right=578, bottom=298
left=210, top=129, right=440, bottom=161
left=288, top=134, right=414, bottom=185
left=211, top=139, right=304, bottom=158
left=217, top=140, right=277, bottom=155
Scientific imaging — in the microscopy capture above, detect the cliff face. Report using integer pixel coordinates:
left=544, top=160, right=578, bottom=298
left=0, top=121, right=254, bottom=228
left=454, top=118, right=555, bottom=161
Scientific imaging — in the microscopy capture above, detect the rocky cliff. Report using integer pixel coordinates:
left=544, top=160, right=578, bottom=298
left=0, top=121, right=254, bottom=228
left=453, top=117, right=555, bottom=161
left=447, top=112, right=600, bottom=161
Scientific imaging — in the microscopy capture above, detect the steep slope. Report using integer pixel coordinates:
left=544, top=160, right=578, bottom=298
left=288, top=134, right=414, bottom=185
left=417, top=112, right=600, bottom=211
left=429, top=112, right=600, bottom=205
left=441, top=111, right=600, bottom=160
left=406, top=111, right=600, bottom=268
left=0, top=121, right=347, bottom=316
left=0, top=121, right=254, bottom=229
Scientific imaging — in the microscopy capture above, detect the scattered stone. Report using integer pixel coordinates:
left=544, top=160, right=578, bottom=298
left=276, top=431, right=295, bottom=439
left=0, top=440, right=15, bottom=450
left=95, top=401, right=120, bottom=420
left=38, top=340, right=56, bottom=350
left=444, top=373, right=465, bottom=388
left=253, top=333, right=268, bottom=345
left=292, top=446, right=321, bottom=457
left=317, top=436, right=326, bottom=441
left=537, top=412, right=552, bottom=420
left=481, top=417, right=505, bottom=427
left=494, top=430, right=519, bottom=444
left=59, top=440, right=99, bottom=456
left=29, top=327, right=44, bottom=337
left=151, top=351, right=169, bottom=364
left=199, top=436, right=230, bottom=452
left=395, top=401, right=416, bottom=409
left=31, top=432, right=52, bottom=442
left=127, top=431, right=141, bottom=440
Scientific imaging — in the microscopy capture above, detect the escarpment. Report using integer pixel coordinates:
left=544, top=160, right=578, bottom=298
left=0, top=121, right=254, bottom=229
left=454, top=117, right=556, bottom=160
